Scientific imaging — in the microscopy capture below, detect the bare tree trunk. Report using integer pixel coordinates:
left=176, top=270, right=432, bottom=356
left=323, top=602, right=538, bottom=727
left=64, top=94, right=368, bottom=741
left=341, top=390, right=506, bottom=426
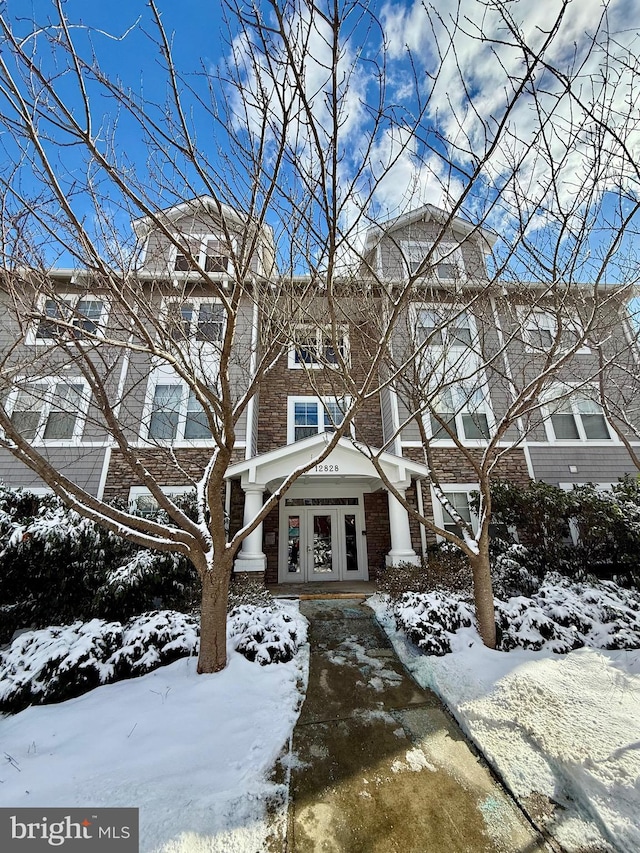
left=468, top=539, right=496, bottom=649
left=197, top=560, right=232, bottom=674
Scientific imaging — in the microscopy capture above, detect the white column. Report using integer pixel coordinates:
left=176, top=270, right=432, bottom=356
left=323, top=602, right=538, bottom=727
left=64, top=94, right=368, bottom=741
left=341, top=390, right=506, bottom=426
left=234, top=486, right=267, bottom=573
left=386, top=486, right=420, bottom=566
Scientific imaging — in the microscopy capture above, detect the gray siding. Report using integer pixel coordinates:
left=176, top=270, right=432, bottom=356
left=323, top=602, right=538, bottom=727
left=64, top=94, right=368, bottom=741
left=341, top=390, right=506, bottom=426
left=380, top=388, right=396, bottom=447
left=0, top=447, right=107, bottom=495
left=528, top=445, right=638, bottom=485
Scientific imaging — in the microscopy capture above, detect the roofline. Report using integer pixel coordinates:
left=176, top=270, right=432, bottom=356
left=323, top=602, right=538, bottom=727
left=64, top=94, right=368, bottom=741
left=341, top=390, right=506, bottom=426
left=363, top=204, right=498, bottom=252
left=131, top=196, right=274, bottom=241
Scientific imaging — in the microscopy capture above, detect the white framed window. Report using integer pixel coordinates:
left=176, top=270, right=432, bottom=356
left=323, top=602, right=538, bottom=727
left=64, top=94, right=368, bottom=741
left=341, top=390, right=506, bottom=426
left=287, top=396, right=351, bottom=443
left=143, top=372, right=213, bottom=443
left=429, top=384, right=493, bottom=441
left=163, top=298, right=225, bottom=344
left=431, top=485, right=479, bottom=540
left=519, top=308, right=590, bottom=354
left=128, top=485, right=195, bottom=516
left=27, top=295, right=108, bottom=345
left=288, top=325, right=349, bottom=369
left=415, top=305, right=474, bottom=348
left=401, top=241, right=465, bottom=281
left=543, top=387, right=612, bottom=442
left=172, top=235, right=233, bottom=275
left=5, top=378, right=90, bottom=444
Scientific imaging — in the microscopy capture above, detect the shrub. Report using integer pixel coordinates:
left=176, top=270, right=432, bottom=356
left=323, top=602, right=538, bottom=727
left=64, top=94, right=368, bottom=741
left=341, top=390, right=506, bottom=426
left=0, top=487, right=200, bottom=640
left=392, top=590, right=475, bottom=655
left=389, top=574, right=640, bottom=656
left=228, top=604, right=307, bottom=665
left=487, top=477, right=640, bottom=590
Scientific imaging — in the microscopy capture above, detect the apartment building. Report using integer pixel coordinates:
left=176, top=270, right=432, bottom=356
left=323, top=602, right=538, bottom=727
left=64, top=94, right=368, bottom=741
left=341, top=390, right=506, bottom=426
left=1, top=196, right=637, bottom=585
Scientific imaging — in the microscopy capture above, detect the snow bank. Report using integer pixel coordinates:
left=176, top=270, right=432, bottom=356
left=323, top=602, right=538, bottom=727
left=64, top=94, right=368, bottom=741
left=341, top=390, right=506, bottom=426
left=370, top=593, right=640, bottom=853
left=0, top=602, right=309, bottom=853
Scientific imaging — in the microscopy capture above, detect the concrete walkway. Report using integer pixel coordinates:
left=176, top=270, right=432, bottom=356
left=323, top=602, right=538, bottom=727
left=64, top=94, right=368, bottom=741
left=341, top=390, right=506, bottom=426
left=287, top=598, right=551, bottom=853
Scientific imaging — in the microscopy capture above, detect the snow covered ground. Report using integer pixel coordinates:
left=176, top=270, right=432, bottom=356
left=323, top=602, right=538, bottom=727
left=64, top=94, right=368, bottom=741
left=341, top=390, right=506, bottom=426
left=369, top=594, right=640, bottom=853
left=0, top=602, right=309, bottom=853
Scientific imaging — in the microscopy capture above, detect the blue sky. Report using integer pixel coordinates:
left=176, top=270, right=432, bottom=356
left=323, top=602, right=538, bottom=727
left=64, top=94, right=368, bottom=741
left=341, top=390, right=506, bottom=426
left=1, top=0, right=639, bottom=280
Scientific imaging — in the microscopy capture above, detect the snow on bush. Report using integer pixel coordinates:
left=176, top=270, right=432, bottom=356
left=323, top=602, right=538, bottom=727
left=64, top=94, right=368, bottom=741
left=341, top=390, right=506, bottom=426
left=391, top=575, right=640, bottom=656
left=0, top=604, right=307, bottom=714
left=0, top=610, right=199, bottom=714
left=392, top=591, right=475, bottom=655
left=228, top=603, right=307, bottom=665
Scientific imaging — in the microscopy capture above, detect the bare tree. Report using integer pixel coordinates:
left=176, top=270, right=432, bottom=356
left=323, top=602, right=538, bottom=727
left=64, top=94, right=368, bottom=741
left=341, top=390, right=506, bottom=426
left=337, top=0, right=640, bottom=647
left=0, top=0, right=638, bottom=662
left=0, top=0, right=457, bottom=670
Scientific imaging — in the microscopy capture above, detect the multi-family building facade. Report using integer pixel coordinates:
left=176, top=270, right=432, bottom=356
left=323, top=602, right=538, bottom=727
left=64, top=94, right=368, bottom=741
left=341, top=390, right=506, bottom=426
left=1, top=196, right=638, bottom=585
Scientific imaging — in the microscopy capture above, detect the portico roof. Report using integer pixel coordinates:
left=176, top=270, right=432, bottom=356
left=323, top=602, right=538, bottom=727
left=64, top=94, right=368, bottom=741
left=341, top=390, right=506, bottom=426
left=226, top=433, right=430, bottom=492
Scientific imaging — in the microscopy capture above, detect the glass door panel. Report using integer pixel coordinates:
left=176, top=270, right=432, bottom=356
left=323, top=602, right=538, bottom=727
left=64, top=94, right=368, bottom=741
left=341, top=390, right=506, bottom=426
left=344, top=513, right=359, bottom=571
left=308, top=511, right=338, bottom=579
left=287, top=515, right=301, bottom=574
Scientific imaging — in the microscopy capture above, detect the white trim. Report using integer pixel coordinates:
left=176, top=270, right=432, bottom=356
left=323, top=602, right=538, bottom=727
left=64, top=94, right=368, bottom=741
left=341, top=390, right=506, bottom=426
left=160, top=296, right=225, bottom=345
left=278, top=484, right=368, bottom=582
left=287, top=324, right=349, bottom=369
left=516, top=305, right=590, bottom=355
left=139, top=368, right=216, bottom=446
left=128, top=484, right=194, bottom=514
left=168, top=233, right=235, bottom=277
left=540, top=384, right=616, bottom=444
left=431, top=483, right=479, bottom=541
left=400, top=240, right=466, bottom=282
left=4, top=376, right=91, bottom=446
left=286, top=395, right=353, bottom=444
left=26, top=293, right=109, bottom=346
left=411, top=302, right=476, bottom=349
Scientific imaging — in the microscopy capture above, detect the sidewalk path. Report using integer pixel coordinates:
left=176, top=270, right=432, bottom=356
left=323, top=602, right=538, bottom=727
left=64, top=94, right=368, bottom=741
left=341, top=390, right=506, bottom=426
left=287, top=598, right=550, bottom=853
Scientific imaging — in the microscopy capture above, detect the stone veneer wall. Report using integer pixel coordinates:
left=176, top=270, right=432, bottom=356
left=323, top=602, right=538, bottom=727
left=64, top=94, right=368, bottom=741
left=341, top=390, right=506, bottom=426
left=263, top=504, right=280, bottom=585
left=363, top=491, right=391, bottom=580
left=256, top=329, right=384, bottom=453
left=402, top=447, right=531, bottom=547
left=102, top=448, right=246, bottom=502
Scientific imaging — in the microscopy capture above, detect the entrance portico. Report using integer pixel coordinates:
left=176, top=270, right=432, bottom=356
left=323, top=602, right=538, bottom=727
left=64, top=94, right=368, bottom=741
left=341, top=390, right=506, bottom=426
left=227, top=434, right=430, bottom=582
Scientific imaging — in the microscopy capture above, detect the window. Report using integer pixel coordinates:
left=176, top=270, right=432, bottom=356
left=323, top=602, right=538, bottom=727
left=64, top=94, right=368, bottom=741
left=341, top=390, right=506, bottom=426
left=7, top=379, right=88, bottom=443
left=288, top=325, right=348, bottom=368
left=31, top=296, right=106, bottom=343
left=416, top=307, right=473, bottom=348
left=146, top=381, right=212, bottom=442
left=429, top=385, right=492, bottom=441
left=129, top=485, right=195, bottom=517
left=402, top=241, right=465, bottom=281
left=165, top=300, right=224, bottom=343
left=287, top=396, right=350, bottom=443
left=544, top=389, right=611, bottom=441
left=431, top=487, right=479, bottom=540
left=521, top=308, right=589, bottom=354
left=173, top=236, right=232, bottom=274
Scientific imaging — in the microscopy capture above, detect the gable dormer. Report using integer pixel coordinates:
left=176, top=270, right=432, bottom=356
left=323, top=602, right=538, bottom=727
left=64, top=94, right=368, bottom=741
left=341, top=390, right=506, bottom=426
left=132, top=196, right=276, bottom=279
left=362, top=205, right=496, bottom=283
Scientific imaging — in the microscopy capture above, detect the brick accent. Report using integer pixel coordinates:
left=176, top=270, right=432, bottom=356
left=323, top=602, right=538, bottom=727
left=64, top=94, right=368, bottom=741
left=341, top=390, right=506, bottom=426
left=364, top=491, right=391, bottom=580
left=263, top=502, right=280, bottom=584
left=257, top=325, right=384, bottom=452
left=102, top=447, right=245, bottom=502
left=402, top=446, right=530, bottom=485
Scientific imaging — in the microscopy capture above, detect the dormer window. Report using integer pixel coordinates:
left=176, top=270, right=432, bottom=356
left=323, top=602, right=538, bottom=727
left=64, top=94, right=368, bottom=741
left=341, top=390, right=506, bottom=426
left=173, top=235, right=232, bottom=275
left=402, top=241, right=465, bottom=282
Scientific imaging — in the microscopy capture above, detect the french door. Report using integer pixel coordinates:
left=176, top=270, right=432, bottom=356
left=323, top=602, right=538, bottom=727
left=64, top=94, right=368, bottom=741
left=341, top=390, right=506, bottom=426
left=281, top=500, right=366, bottom=582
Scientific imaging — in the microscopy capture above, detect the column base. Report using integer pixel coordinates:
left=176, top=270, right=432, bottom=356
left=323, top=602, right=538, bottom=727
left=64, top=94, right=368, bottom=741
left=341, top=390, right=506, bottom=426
left=234, top=554, right=267, bottom=573
left=385, top=552, right=421, bottom=568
